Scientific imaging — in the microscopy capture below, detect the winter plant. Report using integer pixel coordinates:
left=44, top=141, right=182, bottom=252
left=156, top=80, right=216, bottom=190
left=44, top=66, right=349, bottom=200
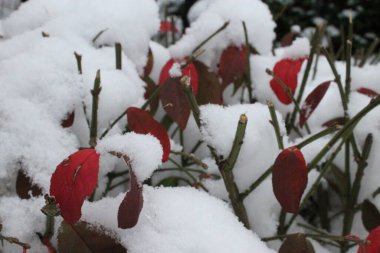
left=0, top=0, right=380, bottom=253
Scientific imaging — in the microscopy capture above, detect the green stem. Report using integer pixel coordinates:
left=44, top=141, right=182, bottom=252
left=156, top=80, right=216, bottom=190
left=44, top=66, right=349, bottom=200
left=296, top=125, right=340, bottom=149
left=345, top=16, right=353, bottom=102
left=240, top=166, right=273, bottom=199
left=359, top=38, right=379, bottom=67
left=0, top=234, right=30, bottom=249
left=242, top=21, right=253, bottom=103
left=115, top=42, right=122, bottom=70
left=74, top=52, right=82, bottom=75
left=192, top=21, right=229, bottom=54
left=267, top=100, right=284, bottom=150
left=43, top=216, right=54, bottom=240
left=171, top=151, right=208, bottom=169
left=89, top=70, right=101, bottom=148
left=170, top=16, right=176, bottom=44
left=321, top=47, right=348, bottom=113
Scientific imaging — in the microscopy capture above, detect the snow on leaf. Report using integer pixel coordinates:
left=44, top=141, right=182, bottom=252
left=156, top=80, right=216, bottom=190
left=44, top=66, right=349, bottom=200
left=358, top=226, right=380, bottom=253
left=50, top=149, right=100, bottom=224
left=299, top=81, right=332, bottom=128
left=118, top=160, right=143, bottom=229
left=272, top=147, right=307, bottom=213
left=127, top=107, right=170, bottom=162
left=218, top=45, right=247, bottom=90
left=270, top=58, right=305, bottom=105
left=159, top=58, right=198, bottom=95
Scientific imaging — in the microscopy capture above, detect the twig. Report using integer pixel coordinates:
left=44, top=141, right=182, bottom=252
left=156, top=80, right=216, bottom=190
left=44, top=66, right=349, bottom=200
left=242, top=21, right=253, bottom=103
left=267, top=100, right=284, bottom=150
left=192, top=21, right=229, bottom=54
left=89, top=70, right=101, bottom=148
left=359, top=38, right=379, bottom=67
left=115, top=42, right=122, bottom=70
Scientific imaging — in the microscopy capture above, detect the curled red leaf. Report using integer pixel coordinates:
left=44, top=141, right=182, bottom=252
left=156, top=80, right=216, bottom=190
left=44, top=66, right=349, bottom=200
left=299, top=81, right=332, bottom=128
left=159, top=58, right=198, bottom=95
left=118, top=159, right=143, bottom=229
left=127, top=107, right=170, bottom=162
left=50, top=149, right=100, bottom=224
left=357, top=87, right=379, bottom=98
left=270, top=58, right=305, bottom=105
left=61, top=111, right=75, bottom=128
left=358, top=226, right=380, bottom=253
left=272, top=147, right=308, bottom=213
left=218, top=45, right=247, bottom=90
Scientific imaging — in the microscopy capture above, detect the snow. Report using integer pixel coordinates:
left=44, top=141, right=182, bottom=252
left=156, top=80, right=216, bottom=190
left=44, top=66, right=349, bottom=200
left=82, top=186, right=275, bottom=253
left=96, top=133, right=163, bottom=183
left=168, top=62, right=182, bottom=78
left=170, top=0, right=276, bottom=68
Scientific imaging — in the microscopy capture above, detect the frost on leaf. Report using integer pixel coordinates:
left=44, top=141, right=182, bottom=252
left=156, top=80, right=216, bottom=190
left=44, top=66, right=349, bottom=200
left=118, top=160, right=143, bottom=229
left=127, top=107, right=170, bottom=162
left=299, top=81, right=331, bottom=128
left=218, top=45, right=247, bottom=91
left=270, top=58, right=305, bottom=105
left=272, top=147, right=307, bottom=213
left=50, top=149, right=100, bottom=224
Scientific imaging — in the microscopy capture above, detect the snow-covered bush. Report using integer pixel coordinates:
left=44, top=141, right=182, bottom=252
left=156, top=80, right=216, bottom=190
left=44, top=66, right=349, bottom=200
left=0, top=0, right=379, bottom=253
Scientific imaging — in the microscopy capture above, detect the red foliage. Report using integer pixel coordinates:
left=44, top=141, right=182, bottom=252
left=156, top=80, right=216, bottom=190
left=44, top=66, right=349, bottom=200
left=270, top=58, right=305, bottom=105
left=357, top=87, right=379, bottom=98
left=160, top=21, right=178, bottom=33
left=272, top=147, right=308, bottom=213
left=127, top=107, right=170, bottom=162
left=50, top=149, right=100, bottom=224
left=358, top=226, right=380, bottom=253
left=218, top=45, right=247, bottom=90
left=117, top=162, right=143, bottom=229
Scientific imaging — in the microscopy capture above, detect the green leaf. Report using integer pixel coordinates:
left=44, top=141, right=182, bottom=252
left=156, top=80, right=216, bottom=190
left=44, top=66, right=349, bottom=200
left=157, top=177, right=178, bottom=187
left=361, top=199, right=380, bottom=232
left=58, top=221, right=127, bottom=253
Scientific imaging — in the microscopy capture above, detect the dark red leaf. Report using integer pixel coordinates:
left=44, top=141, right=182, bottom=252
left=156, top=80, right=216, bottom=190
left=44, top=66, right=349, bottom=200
left=357, top=87, right=379, bottom=98
left=218, top=45, right=247, bottom=90
left=272, top=147, right=308, bottom=213
left=16, top=169, right=42, bottom=199
left=299, top=81, right=332, bottom=128
left=118, top=161, right=143, bottom=229
left=270, top=58, right=305, bottom=105
left=362, top=200, right=380, bottom=232
left=194, top=60, right=223, bottom=105
left=279, top=234, right=315, bottom=253
left=143, top=48, right=154, bottom=77
left=159, top=77, right=191, bottom=130
left=159, top=58, right=198, bottom=95
left=127, top=107, right=170, bottom=162
left=322, top=117, right=346, bottom=128
left=160, top=20, right=178, bottom=33
left=281, top=32, right=298, bottom=47
left=142, top=76, right=159, bottom=115
left=358, top=226, right=380, bottom=253
left=50, top=149, right=100, bottom=224
left=58, top=221, right=127, bottom=253
left=61, top=111, right=75, bottom=128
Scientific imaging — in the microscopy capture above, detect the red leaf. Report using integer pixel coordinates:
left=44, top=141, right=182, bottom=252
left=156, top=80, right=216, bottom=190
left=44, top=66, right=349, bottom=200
left=50, top=149, right=100, bottom=224
left=127, top=107, right=170, bottom=162
left=159, top=58, right=198, bottom=95
left=143, top=47, right=154, bottom=77
left=281, top=32, right=297, bottom=47
left=299, top=81, right=332, bottom=128
left=358, top=226, right=380, bottom=253
left=159, top=77, right=191, bottom=130
left=16, top=169, right=42, bottom=199
left=118, top=160, right=143, bottom=229
left=272, top=147, right=308, bottom=213
left=160, top=21, right=178, bottom=33
left=357, top=87, right=379, bottom=98
left=270, top=58, right=305, bottom=105
left=218, top=45, right=247, bottom=90
left=61, top=111, right=75, bottom=128
left=322, top=117, right=346, bottom=128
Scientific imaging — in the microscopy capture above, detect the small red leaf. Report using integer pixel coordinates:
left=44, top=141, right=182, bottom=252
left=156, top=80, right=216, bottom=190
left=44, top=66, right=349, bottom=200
left=159, top=58, right=198, bottom=95
left=270, top=58, right=305, bottom=105
left=143, top=47, right=154, bottom=77
left=160, top=21, right=178, bottom=33
left=358, top=226, right=380, bottom=253
left=159, top=77, right=191, bottom=130
left=50, top=149, right=100, bottom=224
left=272, top=147, right=308, bottom=213
left=281, top=32, right=297, bottom=47
left=118, top=160, right=143, bottom=229
left=322, top=117, right=346, bottom=128
left=218, top=45, right=247, bottom=90
left=357, top=87, right=379, bottom=98
left=61, top=111, right=75, bottom=128
left=194, top=60, right=223, bottom=105
left=299, top=81, right=332, bottom=128
left=127, top=107, right=170, bottom=162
